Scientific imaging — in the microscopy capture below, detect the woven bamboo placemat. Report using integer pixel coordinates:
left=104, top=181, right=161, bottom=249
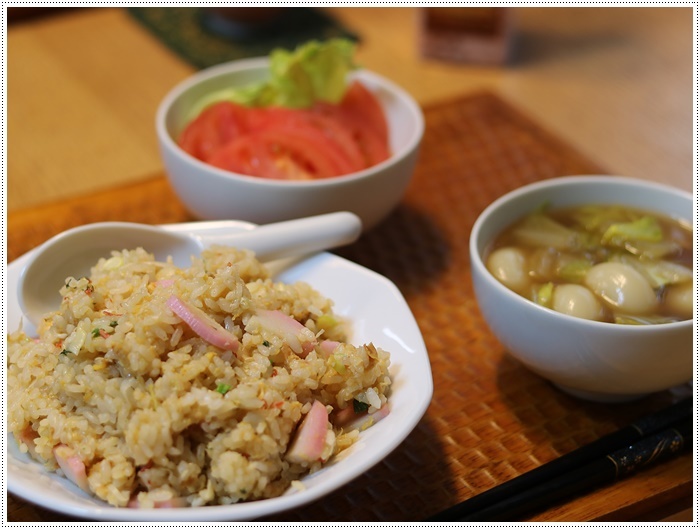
left=6, top=92, right=692, bottom=522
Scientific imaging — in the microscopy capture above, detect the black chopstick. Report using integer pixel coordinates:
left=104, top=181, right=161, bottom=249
left=453, top=417, right=691, bottom=522
left=425, top=398, right=692, bottom=522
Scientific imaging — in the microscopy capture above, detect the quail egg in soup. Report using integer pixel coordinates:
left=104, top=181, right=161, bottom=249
left=485, top=204, right=693, bottom=324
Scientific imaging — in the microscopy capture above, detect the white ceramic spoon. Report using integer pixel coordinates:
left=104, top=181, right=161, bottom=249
left=18, top=211, right=362, bottom=325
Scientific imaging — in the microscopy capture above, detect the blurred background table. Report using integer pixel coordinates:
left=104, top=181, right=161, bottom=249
left=6, top=6, right=694, bottom=523
left=7, top=7, right=692, bottom=212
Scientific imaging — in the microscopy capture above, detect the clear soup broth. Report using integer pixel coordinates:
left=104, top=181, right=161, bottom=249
left=485, top=204, right=693, bottom=324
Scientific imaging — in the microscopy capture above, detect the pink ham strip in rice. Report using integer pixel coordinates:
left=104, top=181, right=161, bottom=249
left=286, top=400, right=329, bottom=463
left=53, top=444, right=90, bottom=492
left=253, top=309, right=317, bottom=357
left=166, top=295, right=239, bottom=353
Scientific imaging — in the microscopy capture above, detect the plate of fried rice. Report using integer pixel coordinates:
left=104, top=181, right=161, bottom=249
left=6, top=220, right=433, bottom=522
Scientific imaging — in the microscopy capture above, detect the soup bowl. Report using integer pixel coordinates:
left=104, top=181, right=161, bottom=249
left=469, top=175, right=693, bottom=402
left=156, top=57, right=424, bottom=231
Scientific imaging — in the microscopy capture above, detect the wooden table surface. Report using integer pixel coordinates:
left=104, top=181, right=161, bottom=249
left=6, top=6, right=694, bottom=523
left=7, top=7, right=693, bottom=212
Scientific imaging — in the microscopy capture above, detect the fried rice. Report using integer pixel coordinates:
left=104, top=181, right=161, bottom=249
left=7, top=245, right=391, bottom=508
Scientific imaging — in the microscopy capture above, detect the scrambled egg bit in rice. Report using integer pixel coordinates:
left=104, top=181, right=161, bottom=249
left=8, top=246, right=391, bottom=508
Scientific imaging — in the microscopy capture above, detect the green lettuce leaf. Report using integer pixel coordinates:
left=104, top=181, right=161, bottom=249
left=189, top=38, right=357, bottom=118
left=267, top=38, right=356, bottom=107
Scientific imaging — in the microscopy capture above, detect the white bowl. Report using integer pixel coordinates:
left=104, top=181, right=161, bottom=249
left=7, top=221, right=433, bottom=521
left=156, top=58, right=424, bottom=231
left=469, top=175, right=693, bottom=402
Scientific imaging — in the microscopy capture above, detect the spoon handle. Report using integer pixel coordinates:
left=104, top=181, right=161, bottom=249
left=198, top=212, right=363, bottom=261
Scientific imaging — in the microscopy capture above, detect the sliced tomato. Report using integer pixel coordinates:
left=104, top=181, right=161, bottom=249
left=299, top=111, right=366, bottom=172
left=177, top=102, right=249, bottom=162
left=243, top=106, right=288, bottom=131
left=313, top=101, right=390, bottom=167
left=207, top=135, right=286, bottom=179
left=267, top=126, right=357, bottom=178
left=181, top=80, right=390, bottom=179
left=347, top=120, right=390, bottom=167
left=208, top=128, right=352, bottom=180
left=339, top=80, right=389, bottom=142
left=311, top=80, right=390, bottom=167
left=246, top=107, right=366, bottom=173
left=272, top=124, right=359, bottom=177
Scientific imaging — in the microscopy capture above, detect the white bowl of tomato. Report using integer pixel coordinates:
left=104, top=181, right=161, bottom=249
left=156, top=42, right=424, bottom=231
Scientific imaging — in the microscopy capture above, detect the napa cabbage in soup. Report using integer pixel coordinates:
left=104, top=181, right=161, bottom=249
left=485, top=204, right=693, bottom=324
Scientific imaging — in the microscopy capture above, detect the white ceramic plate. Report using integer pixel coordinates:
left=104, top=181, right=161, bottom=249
left=6, top=220, right=433, bottom=522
